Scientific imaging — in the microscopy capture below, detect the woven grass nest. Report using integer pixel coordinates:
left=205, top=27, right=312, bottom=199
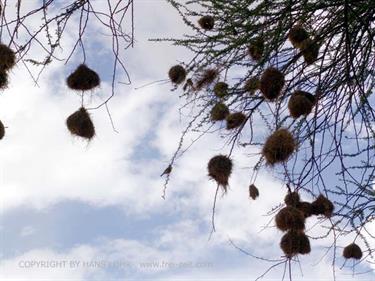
left=248, top=37, right=264, bottom=61
left=226, top=112, right=246, bottom=129
left=67, top=64, right=100, bottom=91
left=343, top=243, right=362, bottom=260
left=168, top=65, right=186, bottom=85
left=300, top=38, right=320, bottom=65
left=262, top=128, right=296, bottom=165
left=284, top=191, right=300, bottom=206
left=249, top=184, right=259, bottom=200
left=66, top=107, right=95, bottom=140
left=275, top=206, right=305, bottom=232
left=208, top=155, right=232, bottom=191
left=210, top=103, right=229, bottom=121
left=213, top=82, right=229, bottom=98
left=260, top=67, right=285, bottom=101
left=280, top=230, right=311, bottom=257
left=0, top=70, right=8, bottom=89
left=311, top=194, right=334, bottom=217
left=243, top=77, right=259, bottom=95
left=196, top=68, right=218, bottom=91
left=0, top=120, right=5, bottom=140
left=0, top=44, right=16, bottom=71
left=296, top=201, right=313, bottom=218
left=288, top=25, right=309, bottom=48
left=288, top=90, right=316, bottom=118
left=198, top=15, right=215, bottom=30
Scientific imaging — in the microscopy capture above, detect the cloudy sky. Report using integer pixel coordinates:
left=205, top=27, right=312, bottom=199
left=0, top=0, right=374, bottom=280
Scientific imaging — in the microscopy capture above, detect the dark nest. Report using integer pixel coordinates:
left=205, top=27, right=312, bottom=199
left=210, top=102, right=229, bottom=121
left=196, top=68, right=219, bottom=90
left=66, top=107, right=95, bottom=140
left=213, top=82, right=229, bottom=98
left=243, top=77, right=259, bottom=95
left=0, top=44, right=16, bottom=71
left=0, top=70, right=8, bottom=89
left=296, top=201, right=313, bottom=218
left=288, top=25, right=309, bottom=48
left=262, top=128, right=296, bottom=165
left=208, top=155, right=232, bottom=191
left=260, top=67, right=285, bottom=101
left=198, top=15, right=215, bottom=30
left=0, top=120, right=5, bottom=140
left=275, top=206, right=305, bottom=232
left=284, top=191, right=300, bottom=206
left=343, top=243, right=363, bottom=260
left=226, top=112, right=247, bottom=129
left=67, top=64, right=100, bottom=91
left=280, top=230, right=311, bottom=257
left=168, top=65, right=186, bottom=85
left=311, top=194, right=334, bottom=217
left=288, top=91, right=315, bottom=118
left=248, top=37, right=264, bottom=61
left=249, top=184, right=259, bottom=200
left=300, top=38, right=320, bottom=65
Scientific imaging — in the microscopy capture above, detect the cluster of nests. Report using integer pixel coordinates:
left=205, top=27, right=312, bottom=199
left=288, top=25, right=319, bottom=65
left=65, top=64, right=100, bottom=140
left=0, top=43, right=16, bottom=90
left=276, top=191, right=334, bottom=258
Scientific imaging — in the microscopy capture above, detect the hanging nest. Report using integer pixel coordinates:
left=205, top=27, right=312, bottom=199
left=275, top=206, right=305, bottom=232
left=198, top=15, right=215, bottom=30
left=226, top=112, right=247, bottom=129
left=67, top=64, right=100, bottom=91
left=288, top=25, right=309, bottom=48
left=343, top=243, right=363, bottom=260
left=195, top=68, right=219, bottom=91
left=248, top=37, right=264, bottom=61
left=288, top=91, right=315, bottom=118
left=210, top=103, right=229, bottom=121
left=300, top=38, right=320, bottom=65
left=66, top=107, right=95, bottom=140
left=168, top=65, right=186, bottom=85
left=280, top=230, right=311, bottom=257
left=296, top=201, right=313, bottom=218
left=213, top=82, right=229, bottom=98
left=249, top=184, right=259, bottom=200
left=284, top=191, right=300, bottom=207
left=0, top=70, right=8, bottom=89
left=260, top=67, right=285, bottom=101
left=0, top=44, right=16, bottom=71
left=0, top=120, right=5, bottom=140
left=243, top=77, right=260, bottom=95
left=311, top=194, right=334, bottom=217
left=207, top=155, right=232, bottom=191
left=262, top=128, right=296, bottom=165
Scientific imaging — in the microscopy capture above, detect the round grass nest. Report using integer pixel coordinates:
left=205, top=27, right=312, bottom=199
left=300, top=38, right=320, bottom=65
left=248, top=37, right=264, bottom=61
left=208, top=155, right=232, bottom=191
left=296, top=201, right=313, bottom=218
left=0, top=44, right=16, bottom=71
left=226, top=112, right=246, bottom=130
left=0, top=120, right=5, bottom=140
left=249, top=184, right=259, bottom=200
left=66, top=107, right=95, bottom=140
left=168, top=65, right=186, bottom=85
left=311, top=194, right=334, bottom=217
left=213, top=82, right=229, bottom=98
left=260, top=67, right=285, bottom=101
left=288, top=25, right=309, bottom=48
left=288, top=91, right=315, bottom=118
left=0, top=70, right=8, bottom=89
left=243, top=77, right=259, bottom=95
left=343, top=243, right=362, bottom=260
left=275, top=206, right=305, bottom=232
left=280, top=230, right=311, bottom=257
left=284, top=192, right=300, bottom=206
left=210, top=103, right=229, bottom=121
left=262, top=128, right=296, bottom=165
left=198, top=15, right=215, bottom=30
left=196, top=68, right=219, bottom=91
left=67, top=64, right=100, bottom=91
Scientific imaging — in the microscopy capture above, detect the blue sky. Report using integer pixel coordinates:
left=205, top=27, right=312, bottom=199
left=0, top=0, right=374, bottom=280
